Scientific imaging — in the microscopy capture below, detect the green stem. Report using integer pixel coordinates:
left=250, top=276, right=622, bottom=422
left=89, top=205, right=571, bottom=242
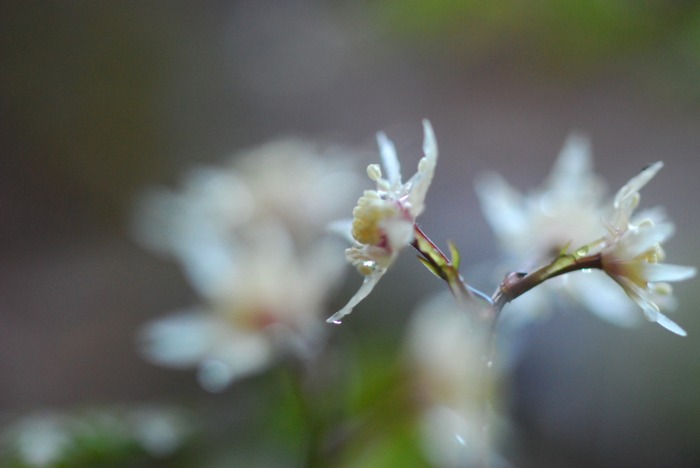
left=411, top=224, right=476, bottom=310
left=492, top=252, right=603, bottom=312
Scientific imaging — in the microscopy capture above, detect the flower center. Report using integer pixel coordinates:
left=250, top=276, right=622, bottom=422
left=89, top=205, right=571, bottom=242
left=351, top=191, right=399, bottom=246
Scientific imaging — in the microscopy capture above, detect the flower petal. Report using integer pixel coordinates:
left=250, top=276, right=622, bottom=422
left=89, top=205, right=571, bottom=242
left=655, top=313, right=687, bottom=336
left=140, top=311, right=217, bottom=368
left=406, top=120, right=439, bottom=217
left=327, top=219, right=355, bottom=244
left=642, top=263, right=697, bottom=282
left=548, top=133, right=594, bottom=192
left=475, top=173, right=527, bottom=242
left=615, top=222, right=674, bottom=259
left=567, top=271, right=639, bottom=327
left=326, top=269, right=387, bottom=323
left=422, top=119, right=438, bottom=163
left=376, top=131, right=401, bottom=187
left=614, top=161, right=663, bottom=209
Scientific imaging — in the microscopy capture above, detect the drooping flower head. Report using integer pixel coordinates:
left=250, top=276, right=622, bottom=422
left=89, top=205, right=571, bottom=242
left=327, top=119, right=438, bottom=323
left=598, top=162, right=696, bottom=335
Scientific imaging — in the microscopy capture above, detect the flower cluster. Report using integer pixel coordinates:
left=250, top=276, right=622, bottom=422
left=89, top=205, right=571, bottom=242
left=595, top=162, right=696, bottom=335
left=326, top=119, right=438, bottom=323
left=477, top=138, right=695, bottom=333
left=128, top=120, right=695, bottom=467
left=133, top=140, right=361, bottom=390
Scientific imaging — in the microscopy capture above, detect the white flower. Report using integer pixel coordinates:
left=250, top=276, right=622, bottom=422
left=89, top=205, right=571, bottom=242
left=132, top=139, right=360, bottom=298
left=1, top=406, right=191, bottom=465
left=477, top=135, right=639, bottom=326
left=598, top=162, right=696, bottom=335
left=140, top=227, right=346, bottom=391
left=326, top=120, right=438, bottom=323
left=477, top=134, right=607, bottom=263
left=133, top=139, right=359, bottom=389
left=2, top=413, right=70, bottom=467
left=404, top=293, right=495, bottom=467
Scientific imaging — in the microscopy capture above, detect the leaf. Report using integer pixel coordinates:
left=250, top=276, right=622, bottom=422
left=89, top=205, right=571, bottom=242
left=417, top=256, right=444, bottom=280
left=447, top=241, right=461, bottom=269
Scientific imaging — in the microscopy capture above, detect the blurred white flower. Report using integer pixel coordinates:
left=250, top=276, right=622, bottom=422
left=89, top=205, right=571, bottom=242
left=327, top=119, right=438, bottom=323
left=127, top=406, right=192, bottom=457
left=132, top=139, right=360, bottom=297
left=2, top=413, right=70, bottom=467
left=476, top=135, right=642, bottom=326
left=0, top=406, right=191, bottom=465
left=404, top=293, right=496, bottom=467
left=134, top=138, right=360, bottom=389
left=597, top=162, right=696, bottom=335
left=140, top=226, right=347, bottom=391
left=477, top=135, right=606, bottom=263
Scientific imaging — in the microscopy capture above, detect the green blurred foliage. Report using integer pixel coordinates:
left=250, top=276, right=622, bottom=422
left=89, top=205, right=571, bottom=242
left=375, top=0, right=700, bottom=84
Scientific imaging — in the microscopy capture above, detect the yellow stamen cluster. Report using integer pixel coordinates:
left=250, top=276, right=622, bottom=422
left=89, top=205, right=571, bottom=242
left=351, top=190, right=398, bottom=246
left=603, top=241, right=664, bottom=289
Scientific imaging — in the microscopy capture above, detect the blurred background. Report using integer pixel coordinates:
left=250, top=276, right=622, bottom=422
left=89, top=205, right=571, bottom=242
left=2, top=1, right=700, bottom=466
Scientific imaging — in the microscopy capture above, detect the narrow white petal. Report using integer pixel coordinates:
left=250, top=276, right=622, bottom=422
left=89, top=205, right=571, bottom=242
left=383, top=218, right=415, bottom=251
left=327, top=219, right=355, bottom=244
left=614, top=161, right=663, bottom=209
left=402, top=123, right=438, bottom=217
left=139, top=311, right=216, bottom=368
left=621, top=281, right=686, bottom=335
left=631, top=206, right=666, bottom=226
left=376, top=131, right=401, bottom=187
left=655, top=313, right=687, bottom=336
left=422, top=119, right=438, bottom=162
left=615, top=223, right=674, bottom=259
left=643, top=263, right=697, bottom=282
left=550, top=133, right=592, bottom=185
left=475, top=173, right=527, bottom=239
left=615, top=277, right=661, bottom=321
left=326, top=269, right=387, bottom=323
left=568, top=271, right=639, bottom=327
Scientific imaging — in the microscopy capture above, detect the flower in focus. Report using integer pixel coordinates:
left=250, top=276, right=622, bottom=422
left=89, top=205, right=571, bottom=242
left=476, top=135, right=643, bottom=326
left=404, top=293, right=498, bottom=466
left=134, top=140, right=359, bottom=390
left=326, top=119, right=438, bottom=323
left=597, top=162, right=696, bottom=335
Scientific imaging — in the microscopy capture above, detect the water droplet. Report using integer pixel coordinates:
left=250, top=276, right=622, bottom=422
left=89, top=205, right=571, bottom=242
left=574, top=246, right=589, bottom=257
